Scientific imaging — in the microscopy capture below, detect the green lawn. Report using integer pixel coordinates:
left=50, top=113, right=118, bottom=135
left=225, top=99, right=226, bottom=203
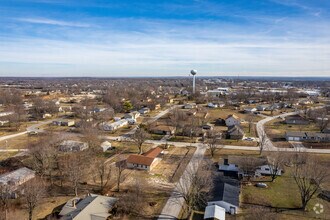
left=242, top=167, right=330, bottom=219
left=242, top=173, right=300, bottom=208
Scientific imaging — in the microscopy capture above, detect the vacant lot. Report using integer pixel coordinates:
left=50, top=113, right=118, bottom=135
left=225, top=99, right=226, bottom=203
left=151, top=146, right=196, bottom=182
left=207, top=108, right=262, bottom=123
left=0, top=134, right=39, bottom=149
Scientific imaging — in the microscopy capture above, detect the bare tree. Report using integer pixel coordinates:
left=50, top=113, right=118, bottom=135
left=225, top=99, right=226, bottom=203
left=167, top=109, right=187, bottom=136
left=62, top=154, right=87, bottom=196
left=316, top=112, right=329, bottom=132
left=0, top=185, right=11, bottom=220
left=235, top=157, right=264, bottom=182
left=246, top=115, right=255, bottom=134
left=258, top=130, right=268, bottom=155
left=131, top=128, right=150, bottom=154
left=91, top=158, right=112, bottom=193
left=22, top=178, right=46, bottom=220
left=205, top=131, right=223, bottom=158
left=174, top=162, right=212, bottom=216
left=29, top=135, right=58, bottom=180
left=266, top=151, right=285, bottom=182
left=292, top=154, right=329, bottom=210
left=115, top=157, right=126, bottom=192
left=113, top=173, right=149, bottom=217
left=81, top=126, right=102, bottom=152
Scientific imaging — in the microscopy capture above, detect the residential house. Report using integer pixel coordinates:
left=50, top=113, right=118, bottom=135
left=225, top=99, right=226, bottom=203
left=225, top=115, right=240, bottom=127
left=255, top=165, right=282, bottom=176
left=53, top=119, right=75, bottom=127
left=124, top=111, right=140, bottom=120
left=59, top=194, right=117, bottom=220
left=243, top=107, right=257, bottom=113
left=126, top=147, right=163, bottom=171
left=150, top=125, right=176, bottom=135
left=218, top=102, right=226, bottom=108
left=102, top=119, right=128, bottom=131
left=218, top=158, right=240, bottom=178
left=92, top=107, right=106, bottom=113
left=58, top=106, right=72, bottom=113
left=183, top=103, right=197, bottom=109
left=284, top=115, right=309, bottom=125
left=0, top=120, right=9, bottom=126
left=256, top=105, right=268, bottom=111
left=0, top=111, right=14, bottom=117
left=285, top=131, right=305, bottom=141
left=138, top=107, right=150, bottom=115
left=207, top=88, right=230, bottom=97
left=208, top=179, right=240, bottom=215
left=323, top=127, right=330, bottom=134
left=59, top=140, right=89, bottom=152
left=208, top=103, right=218, bottom=108
left=0, top=167, right=35, bottom=197
left=155, top=103, right=161, bottom=110
left=285, top=131, right=330, bottom=142
left=204, top=205, right=226, bottom=220
left=226, top=125, right=244, bottom=140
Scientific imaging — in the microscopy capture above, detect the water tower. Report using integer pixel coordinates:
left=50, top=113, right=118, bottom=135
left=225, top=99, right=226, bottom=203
left=190, top=69, right=197, bottom=94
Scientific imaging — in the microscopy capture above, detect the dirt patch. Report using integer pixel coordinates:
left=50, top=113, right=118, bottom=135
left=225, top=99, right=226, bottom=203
left=151, top=146, right=196, bottom=182
left=302, top=142, right=330, bottom=149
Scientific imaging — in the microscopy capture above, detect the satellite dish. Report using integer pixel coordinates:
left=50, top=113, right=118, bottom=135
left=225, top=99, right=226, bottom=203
left=190, top=70, right=197, bottom=76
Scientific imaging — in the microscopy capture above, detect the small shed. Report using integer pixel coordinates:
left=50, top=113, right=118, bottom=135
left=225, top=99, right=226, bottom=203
left=204, top=205, right=226, bottom=220
left=100, top=141, right=112, bottom=152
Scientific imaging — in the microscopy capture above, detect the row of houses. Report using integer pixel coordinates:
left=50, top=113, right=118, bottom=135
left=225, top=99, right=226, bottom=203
left=102, top=119, right=128, bottom=131
left=59, top=140, right=112, bottom=152
left=219, top=158, right=282, bottom=178
left=102, top=108, right=148, bottom=131
left=286, top=131, right=330, bottom=142
left=204, top=156, right=284, bottom=219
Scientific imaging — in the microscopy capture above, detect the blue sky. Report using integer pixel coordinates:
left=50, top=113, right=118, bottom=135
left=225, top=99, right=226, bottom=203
left=0, top=0, right=330, bottom=77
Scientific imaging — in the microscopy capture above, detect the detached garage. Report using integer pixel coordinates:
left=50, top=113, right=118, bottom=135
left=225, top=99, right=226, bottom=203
left=285, top=131, right=306, bottom=141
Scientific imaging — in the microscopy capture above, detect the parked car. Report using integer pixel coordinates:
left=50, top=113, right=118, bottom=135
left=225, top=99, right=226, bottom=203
left=255, top=183, right=268, bottom=188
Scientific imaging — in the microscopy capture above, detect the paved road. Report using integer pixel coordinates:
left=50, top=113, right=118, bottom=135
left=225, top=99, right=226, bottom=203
left=0, top=149, right=28, bottom=152
left=256, top=107, right=327, bottom=153
left=290, top=142, right=306, bottom=150
left=147, top=105, right=181, bottom=124
left=0, top=118, right=58, bottom=143
left=158, top=144, right=206, bottom=220
left=0, top=131, right=28, bottom=142
left=122, top=105, right=181, bottom=137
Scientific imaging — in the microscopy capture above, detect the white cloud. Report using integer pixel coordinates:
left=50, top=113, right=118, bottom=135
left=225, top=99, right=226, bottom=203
left=15, top=17, right=91, bottom=28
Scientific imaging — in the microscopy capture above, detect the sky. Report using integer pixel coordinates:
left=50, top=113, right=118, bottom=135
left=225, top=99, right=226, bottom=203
left=0, top=0, right=330, bottom=77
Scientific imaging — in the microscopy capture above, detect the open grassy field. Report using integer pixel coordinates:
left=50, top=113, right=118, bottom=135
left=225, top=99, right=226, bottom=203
left=0, top=134, right=39, bottom=149
left=265, top=118, right=320, bottom=138
left=207, top=108, right=261, bottom=123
